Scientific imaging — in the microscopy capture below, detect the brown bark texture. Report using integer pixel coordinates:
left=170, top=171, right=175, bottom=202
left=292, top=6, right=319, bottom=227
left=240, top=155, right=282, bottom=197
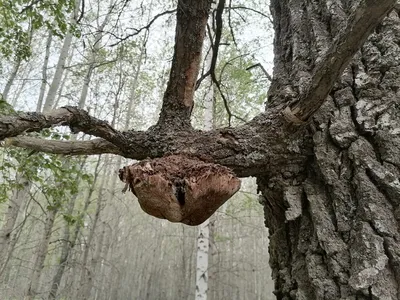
left=1, top=0, right=400, bottom=299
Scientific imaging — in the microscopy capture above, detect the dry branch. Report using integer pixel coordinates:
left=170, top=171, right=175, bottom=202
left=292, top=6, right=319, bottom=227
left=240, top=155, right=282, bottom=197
left=0, top=106, right=126, bottom=147
left=4, top=136, right=122, bottom=156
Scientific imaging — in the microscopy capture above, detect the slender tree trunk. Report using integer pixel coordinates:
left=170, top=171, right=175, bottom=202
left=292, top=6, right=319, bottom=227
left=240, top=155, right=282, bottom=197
left=26, top=207, right=58, bottom=299
left=95, top=223, right=112, bottom=300
left=36, top=31, right=53, bottom=113
left=124, top=35, right=146, bottom=130
left=195, top=47, right=215, bottom=300
left=87, top=221, right=106, bottom=299
left=42, top=34, right=73, bottom=112
left=42, top=0, right=80, bottom=113
left=194, top=171, right=211, bottom=298
left=78, top=1, right=114, bottom=109
left=45, top=9, right=110, bottom=291
left=258, top=1, right=400, bottom=299
left=50, top=156, right=102, bottom=299
left=47, top=193, right=77, bottom=300
left=2, top=59, right=21, bottom=100
left=53, top=47, right=75, bottom=109
left=26, top=157, right=85, bottom=299
left=0, top=207, right=29, bottom=285
left=0, top=175, right=29, bottom=276
left=76, top=163, right=108, bottom=300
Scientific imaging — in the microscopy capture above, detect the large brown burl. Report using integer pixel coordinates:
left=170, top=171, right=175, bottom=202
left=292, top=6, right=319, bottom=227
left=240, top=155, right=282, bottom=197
left=119, top=155, right=241, bottom=225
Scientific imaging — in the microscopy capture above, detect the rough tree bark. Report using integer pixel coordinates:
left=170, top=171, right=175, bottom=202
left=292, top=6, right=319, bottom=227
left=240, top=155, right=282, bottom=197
left=1, top=0, right=400, bottom=299
left=258, top=1, right=400, bottom=299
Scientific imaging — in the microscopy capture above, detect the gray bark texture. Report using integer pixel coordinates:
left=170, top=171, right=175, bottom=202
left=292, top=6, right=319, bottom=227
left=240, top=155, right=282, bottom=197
left=259, top=1, right=400, bottom=299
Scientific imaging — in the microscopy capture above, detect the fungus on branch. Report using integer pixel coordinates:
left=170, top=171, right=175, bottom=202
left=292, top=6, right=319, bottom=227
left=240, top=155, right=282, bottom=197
left=119, top=155, right=241, bottom=226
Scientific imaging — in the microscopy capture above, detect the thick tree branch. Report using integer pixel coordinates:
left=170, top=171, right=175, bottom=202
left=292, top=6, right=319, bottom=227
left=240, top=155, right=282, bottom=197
left=287, top=0, right=396, bottom=123
left=156, top=0, right=211, bottom=128
left=0, top=106, right=126, bottom=147
left=3, top=136, right=122, bottom=156
left=0, top=105, right=307, bottom=177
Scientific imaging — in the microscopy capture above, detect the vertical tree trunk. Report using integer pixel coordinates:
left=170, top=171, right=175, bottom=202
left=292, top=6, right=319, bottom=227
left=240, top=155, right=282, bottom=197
left=47, top=193, right=78, bottom=300
left=53, top=47, right=75, bottom=109
left=195, top=222, right=210, bottom=300
left=2, top=59, right=21, bottom=100
left=42, top=0, right=80, bottom=113
left=76, top=163, right=108, bottom=300
left=78, top=1, right=114, bottom=109
left=0, top=176, right=29, bottom=279
left=26, top=157, right=85, bottom=299
left=124, top=35, right=146, bottom=130
left=36, top=31, right=53, bottom=113
left=195, top=49, right=215, bottom=300
left=26, top=207, right=58, bottom=299
left=45, top=5, right=113, bottom=291
left=60, top=157, right=102, bottom=297
left=258, top=1, right=400, bottom=299
left=88, top=221, right=106, bottom=299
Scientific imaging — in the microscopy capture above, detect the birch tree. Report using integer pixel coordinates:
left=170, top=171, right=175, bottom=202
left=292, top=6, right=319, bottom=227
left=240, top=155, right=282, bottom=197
left=195, top=44, right=215, bottom=300
left=42, top=0, right=81, bottom=113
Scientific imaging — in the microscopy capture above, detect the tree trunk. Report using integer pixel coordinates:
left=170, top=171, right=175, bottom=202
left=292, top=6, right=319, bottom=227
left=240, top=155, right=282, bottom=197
left=47, top=193, right=77, bottom=300
left=76, top=165, right=108, bottom=300
left=2, top=59, right=21, bottom=100
left=258, top=1, right=400, bottom=299
left=78, top=1, right=114, bottom=109
left=0, top=174, right=29, bottom=276
left=46, top=23, right=104, bottom=294
left=195, top=46, right=215, bottom=300
left=195, top=220, right=210, bottom=300
left=42, top=0, right=80, bottom=113
left=36, top=31, right=53, bottom=113
left=26, top=207, right=57, bottom=299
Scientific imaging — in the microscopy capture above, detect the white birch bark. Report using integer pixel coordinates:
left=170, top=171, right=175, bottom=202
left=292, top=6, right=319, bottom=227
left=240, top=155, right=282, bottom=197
left=42, top=34, right=72, bottom=113
left=36, top=31, right=53, bottom=112
left=42, top=0, right=81, bottom=113
left=41, top=8, right=113, bottom=292
left=124, top=36, right=146, bottom=130
left=195, top=49, right=214, bottom=300
left=53, top=47, right=75, bottom=109
left=26, top=207, right=57, bottom=299
left=78, top=1, right=114, bottom=109
left=0, top=175, right=29, bottom=275
left=47, top=191, right=79, bottom=300
left=76, top=164, right=108, bottom=300
left=2, top=59, right=21, bottom=100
